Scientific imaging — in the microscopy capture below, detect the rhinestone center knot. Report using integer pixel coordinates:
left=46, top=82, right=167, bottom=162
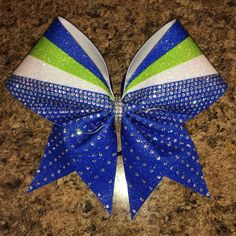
left=114, top=95, right=123, bottom=124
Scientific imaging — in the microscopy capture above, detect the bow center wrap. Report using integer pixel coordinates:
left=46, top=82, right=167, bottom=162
left=114, top=95, right=123, bottom=124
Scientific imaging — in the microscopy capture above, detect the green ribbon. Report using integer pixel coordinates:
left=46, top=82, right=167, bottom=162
left=30, top=37, right=114, bottom=99
left=125, top=37, right=202, bottom=93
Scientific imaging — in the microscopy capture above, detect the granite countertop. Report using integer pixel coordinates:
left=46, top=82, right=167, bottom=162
left=0, top=0, right=235, bottom=235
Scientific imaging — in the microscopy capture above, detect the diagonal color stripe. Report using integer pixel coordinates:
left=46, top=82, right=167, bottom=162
left=13, top=55, right=110, bottom=96
left=125, top=20, right=188, bottom=88
left=124, top=37, right=202, bottom=94
left=29, top=36, right=114, bottom=99
left=44, top=18, right=110, bottom=90
left=58, top=17, right=110, bottom=90
left=124, top=20, right=176, bottom=88
left=122, top=55, right=217, bottom=96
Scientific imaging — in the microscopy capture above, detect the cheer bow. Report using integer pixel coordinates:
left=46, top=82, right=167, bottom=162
left=6, top=17, right=227, bottom=218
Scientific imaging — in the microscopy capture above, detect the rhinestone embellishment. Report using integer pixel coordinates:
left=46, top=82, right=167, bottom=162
left=114, top=95, right=123, bottom=124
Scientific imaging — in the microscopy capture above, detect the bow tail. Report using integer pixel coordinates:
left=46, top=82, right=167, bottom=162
left=64, top=116, right=118, bottom=214
left=121, top=117, right=163, bottom=219
left=29, top=114, right=118, bottom=214
left=122, top=114, right=210, bottom=219
left=28, top=125, right=75, bottom=192
left=161, top=128, right=210, bottom=197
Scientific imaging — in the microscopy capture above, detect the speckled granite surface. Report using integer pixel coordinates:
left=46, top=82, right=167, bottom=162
left=0, top=0, right=235, bottom=235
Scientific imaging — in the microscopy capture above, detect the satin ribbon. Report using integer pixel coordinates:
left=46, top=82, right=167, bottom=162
left=6, top=17, right=227, bottom=219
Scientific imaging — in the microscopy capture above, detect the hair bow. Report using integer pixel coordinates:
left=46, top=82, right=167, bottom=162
left=6, top=17, right=227, bottom=218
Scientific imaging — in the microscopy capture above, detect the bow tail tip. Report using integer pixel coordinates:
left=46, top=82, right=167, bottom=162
left=188, top=176, right=211, bottom=199
left=26, top=163, right=75, bottom=193
left=167, top=173, right=211, bottom=200
left=91, top=186, right=114, bottom=215
left=26, top=179, right=48, bottom=193
left=196, top=181, right=211, bottom=199
left=75, top=169, right=116, bottom=215
left=26, top=174, right=60, bottom=193
left=127, top=178, right=163, bottom=220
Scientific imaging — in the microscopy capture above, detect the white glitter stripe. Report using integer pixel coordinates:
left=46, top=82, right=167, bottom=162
left=122, top=55, right=218, bottom=97
left=58, top=17, right=112, bottom=92
left=13, top=55, right=109, bottom=95
left=124, top=19, right=176, bottom=88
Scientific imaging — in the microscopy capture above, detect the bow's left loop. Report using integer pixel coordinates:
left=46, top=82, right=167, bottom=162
left=6, top=16, right=117, bottom=213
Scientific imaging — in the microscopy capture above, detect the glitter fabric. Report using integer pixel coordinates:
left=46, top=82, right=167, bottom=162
left=125, top=36, right=203, bottom=93
left=125, top=19, right=188, bottom=88
left=29, top=37, right=112, bottom=97
left=6, top=17, right=227, bottom=219
left=44, top=18, right=110, bottom=90
left=122, top=74, right=227, bottom=217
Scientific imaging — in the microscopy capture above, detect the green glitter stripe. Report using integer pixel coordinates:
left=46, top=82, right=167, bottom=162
left=29, top=37, right=113, bottom=99
left=125, top=37, right=203, bottom=93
